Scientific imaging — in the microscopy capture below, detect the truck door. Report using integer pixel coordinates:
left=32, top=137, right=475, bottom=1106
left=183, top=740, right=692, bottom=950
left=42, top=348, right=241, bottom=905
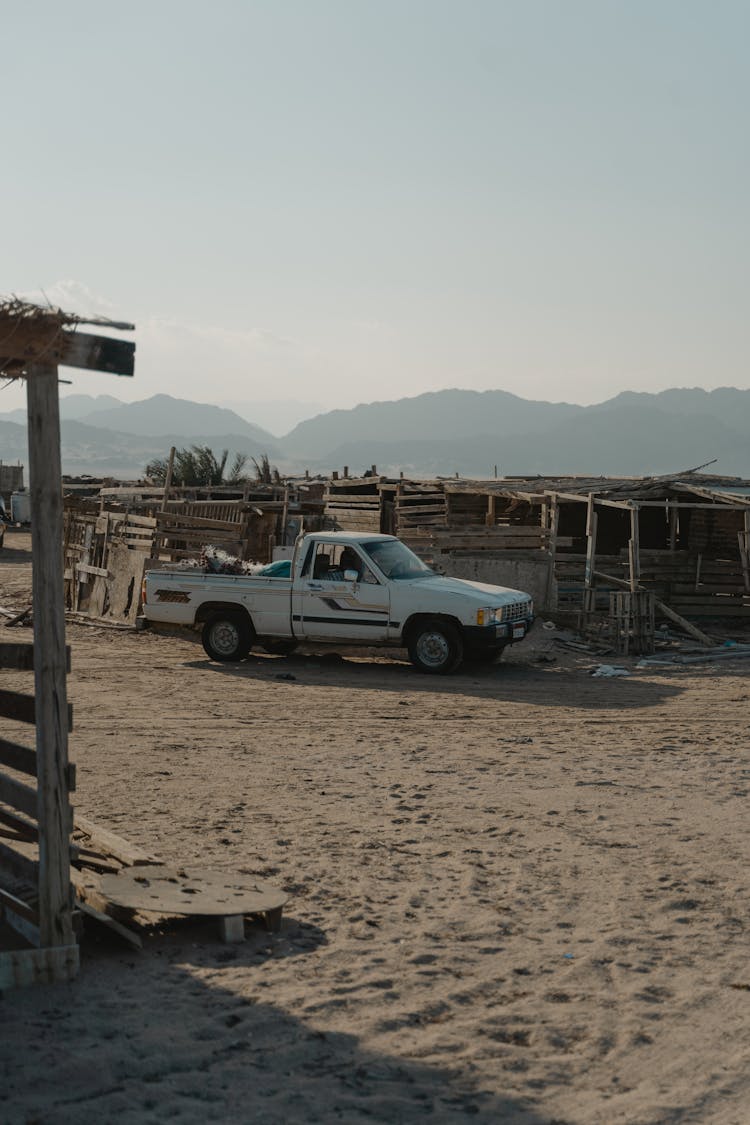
left=293, top=542, right=391, bottom=642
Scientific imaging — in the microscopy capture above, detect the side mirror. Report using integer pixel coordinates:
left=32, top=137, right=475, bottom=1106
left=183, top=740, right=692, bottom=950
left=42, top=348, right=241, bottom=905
left=343, top=569, right=359, bottom=582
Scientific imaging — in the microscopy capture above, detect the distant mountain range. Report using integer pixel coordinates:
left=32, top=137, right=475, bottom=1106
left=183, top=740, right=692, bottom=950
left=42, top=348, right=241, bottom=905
left=1, top=387, right=749, bottom=479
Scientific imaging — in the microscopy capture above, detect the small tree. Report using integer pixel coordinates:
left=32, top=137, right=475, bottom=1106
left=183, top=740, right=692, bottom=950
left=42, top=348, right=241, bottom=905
left=251, top=453, right=281, bottom=485
left=145, top=445, right=251, bottom=487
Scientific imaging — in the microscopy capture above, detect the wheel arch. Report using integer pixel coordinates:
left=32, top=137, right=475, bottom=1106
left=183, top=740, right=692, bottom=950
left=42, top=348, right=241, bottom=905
left=194, top=601, right=255, bottom=633
left=401, top=612, right=463, bottom=646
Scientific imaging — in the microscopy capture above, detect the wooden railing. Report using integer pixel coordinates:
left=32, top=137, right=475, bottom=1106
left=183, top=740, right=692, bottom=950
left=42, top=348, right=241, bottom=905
left=0, top=642, right=78, bottom=988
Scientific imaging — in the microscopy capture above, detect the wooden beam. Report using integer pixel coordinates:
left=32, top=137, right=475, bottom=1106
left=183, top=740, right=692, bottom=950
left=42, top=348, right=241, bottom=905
left=0, top=885, right=38, bottom=926
left=0, top=644, right=34, bottom=671
left=584, top=494, right=597, bottom=589
left=0, top=773, right=38, bottom=818
left=0, top=839, right=38, bottom=884
left=629, top=507, right=640, bottom=593
left=0, top=806, right=38, bottom=841
left=669, top=503, right=679, bottom=551
left=0, top=323, right=134, bottom=377
left=740, top=512, right=750, bottom=593
left=27, top=363, right=75, bottom=948
left=0, top=690, right=36, bottom=724
left=0, top=736, right=37, bottom=778
left=60, top=331, right=135, bottom=376
left=0, top=645, right=70, bottom=672
left=73, top=814, right=161, bottom=867
left=545, top=495, right=559, bottom=612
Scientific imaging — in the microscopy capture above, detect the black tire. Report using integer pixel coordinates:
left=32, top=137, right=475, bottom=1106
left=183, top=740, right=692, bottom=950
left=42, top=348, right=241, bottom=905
left=261, top=639, right=298, bottom=656
left=201, top=611, right=253, bottom=662
left=407, top=619, right=464, bottom=674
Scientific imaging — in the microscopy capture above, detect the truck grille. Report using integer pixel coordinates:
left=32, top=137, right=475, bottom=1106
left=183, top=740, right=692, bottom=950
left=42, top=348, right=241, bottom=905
left=503, top=600, right=532, bottom=622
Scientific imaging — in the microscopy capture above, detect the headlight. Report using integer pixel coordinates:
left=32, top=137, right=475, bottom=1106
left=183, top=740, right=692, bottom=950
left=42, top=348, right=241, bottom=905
left=477, top=607, right=505, bottom=625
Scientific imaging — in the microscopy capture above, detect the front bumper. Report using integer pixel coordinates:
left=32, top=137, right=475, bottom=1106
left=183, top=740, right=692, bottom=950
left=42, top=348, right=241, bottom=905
left=463, top=616, right=534, bottom=655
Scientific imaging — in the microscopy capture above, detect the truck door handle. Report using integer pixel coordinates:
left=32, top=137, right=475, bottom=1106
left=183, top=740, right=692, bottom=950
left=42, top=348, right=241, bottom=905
left=308, top=583, right=323, bottom=591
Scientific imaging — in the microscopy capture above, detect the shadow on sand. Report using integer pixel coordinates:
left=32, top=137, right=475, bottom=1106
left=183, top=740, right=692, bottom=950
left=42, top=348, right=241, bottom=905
left=183, top=647, right=685, bottom=712
left=3, top=914, right=552, bottom=1124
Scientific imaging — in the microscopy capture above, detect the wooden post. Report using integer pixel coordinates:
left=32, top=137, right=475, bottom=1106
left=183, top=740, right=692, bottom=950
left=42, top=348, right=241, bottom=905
left=280, top=486, right=290, bottom=546
left=739, top=511, right=750, bottom=593
left=26, top=363, right=74, bottom=948
left=161, top=446, right=176, bottom=511
left=584, top=494, right=597, bottom=589
left=485, top=494, right=496, bottom=527
left=545, top=495, right=559, bottom=612
left=629, top=505, right=640, bottom=593
left=581, top=494, right=598, bottom=626
left=151, top=446, right=176, bottom=560
left=668, top=502, right=678, bottom=551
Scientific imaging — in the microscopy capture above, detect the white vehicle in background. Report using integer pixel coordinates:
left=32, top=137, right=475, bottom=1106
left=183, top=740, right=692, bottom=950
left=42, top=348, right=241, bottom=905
left=142, top=532, right=534, bottom=674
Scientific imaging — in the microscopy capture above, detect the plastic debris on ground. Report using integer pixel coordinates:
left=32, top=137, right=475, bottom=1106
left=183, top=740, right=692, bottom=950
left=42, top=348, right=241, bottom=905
left=590, top=664, right=631, bottom=678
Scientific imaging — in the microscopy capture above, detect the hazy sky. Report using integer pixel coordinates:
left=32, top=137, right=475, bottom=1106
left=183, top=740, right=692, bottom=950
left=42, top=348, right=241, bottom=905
left=2, top=0, right=748, bottom=423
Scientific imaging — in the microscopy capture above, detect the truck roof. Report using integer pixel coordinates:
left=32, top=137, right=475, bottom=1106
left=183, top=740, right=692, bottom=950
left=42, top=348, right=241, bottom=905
left=304, top=531, right=396, bottom=544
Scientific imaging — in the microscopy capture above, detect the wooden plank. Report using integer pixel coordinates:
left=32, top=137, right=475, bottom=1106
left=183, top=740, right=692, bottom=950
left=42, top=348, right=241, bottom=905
left=124, top=514, right=157, bottom=529
left=394, top=504, right=447, bottom=516
left=156, top=511, right=244, bottom=531
left=0, top=839, right=38, bottom=884
left=61, top=331, right=135, bottom=377
left=0, top=644, right=70, bottom=672
left=122, top=536, right=156, bottom=548
left=0, top=644, right=35, bottom=671
left=73, top=814, right=162, bottom=868
left=0, top=690, right=36, bottom=724
left=0, top=885, right=38, bottom=925
left=76, top=899, right=143, bottom=950
left=0, top=737, right=37, bottom=778
left=0, top=945, right=79, bottom=989
left=0, top=774, right=37, bottom=819
left=75, top=563, right=109, bottom=578
left=26, top=364, right=75, bottom=949
left=0, top=806, right=37, bottom=840
left=155, top=528, right=242, bottom=544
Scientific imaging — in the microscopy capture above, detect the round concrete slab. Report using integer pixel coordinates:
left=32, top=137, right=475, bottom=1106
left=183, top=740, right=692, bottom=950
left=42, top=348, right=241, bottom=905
left=98, top=865, right=287, bottom=917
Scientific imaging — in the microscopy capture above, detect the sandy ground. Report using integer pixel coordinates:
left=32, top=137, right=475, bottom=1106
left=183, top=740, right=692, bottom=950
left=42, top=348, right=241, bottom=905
left=1, top=528, right=749, bottom=1124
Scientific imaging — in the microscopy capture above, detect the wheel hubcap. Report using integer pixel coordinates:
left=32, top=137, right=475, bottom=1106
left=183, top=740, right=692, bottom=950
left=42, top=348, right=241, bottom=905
left=416, top=630, right=450, bottom=668
left=210, top=620, right=240, bottom=656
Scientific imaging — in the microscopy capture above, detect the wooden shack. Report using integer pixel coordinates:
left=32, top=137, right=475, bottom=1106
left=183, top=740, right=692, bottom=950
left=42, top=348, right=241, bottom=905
left=323, top=471, right=750, bottom=624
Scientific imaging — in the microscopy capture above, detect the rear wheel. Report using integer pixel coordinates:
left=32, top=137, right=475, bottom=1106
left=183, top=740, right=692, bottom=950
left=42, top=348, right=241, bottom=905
left=407, top=619, right=464, bottom=674
left=201, top=612, right=252, bottom=662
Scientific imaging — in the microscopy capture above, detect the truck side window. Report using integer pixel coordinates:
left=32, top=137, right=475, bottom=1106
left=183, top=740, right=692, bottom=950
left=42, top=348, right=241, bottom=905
left=360, top=563, right=379, bottom=585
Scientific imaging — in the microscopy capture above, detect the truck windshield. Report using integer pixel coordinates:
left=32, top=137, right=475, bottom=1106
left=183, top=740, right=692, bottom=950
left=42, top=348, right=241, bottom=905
left=362, top=539, right=435, bottom=581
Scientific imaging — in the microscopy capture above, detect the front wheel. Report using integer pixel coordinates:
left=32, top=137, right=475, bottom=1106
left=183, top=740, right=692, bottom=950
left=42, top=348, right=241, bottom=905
left=201, top=612, right=252, bottom=662
left=407, top=620, right=464, bottom=674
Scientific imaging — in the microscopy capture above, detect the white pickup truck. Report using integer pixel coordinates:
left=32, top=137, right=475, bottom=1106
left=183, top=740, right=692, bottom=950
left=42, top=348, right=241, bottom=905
left=142, top=532, right=534, bottom=674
